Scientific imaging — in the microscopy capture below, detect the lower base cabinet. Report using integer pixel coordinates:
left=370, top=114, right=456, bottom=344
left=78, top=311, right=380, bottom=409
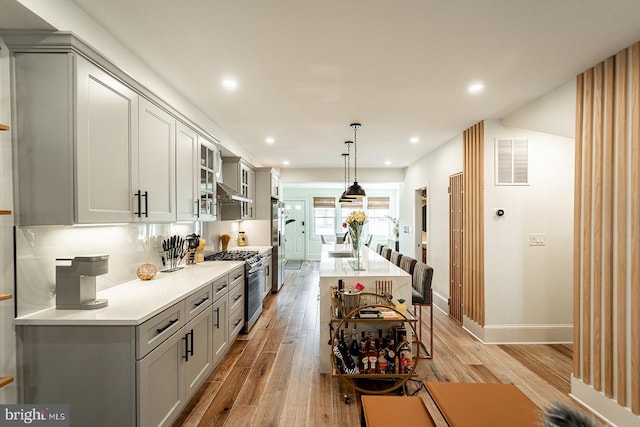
left=212, top=294, right=229, bottom=366
left=138, top=307, right=213, bottom=427
left=16, top=266, right=245, bottom=427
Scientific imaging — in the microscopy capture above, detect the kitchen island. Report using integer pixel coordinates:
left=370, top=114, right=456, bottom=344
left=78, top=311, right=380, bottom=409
left=318, top=244, right=412, bottom=373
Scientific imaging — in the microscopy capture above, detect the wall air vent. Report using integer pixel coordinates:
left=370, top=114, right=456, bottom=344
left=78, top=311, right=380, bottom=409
left=495, top=138, right=528, bottom=185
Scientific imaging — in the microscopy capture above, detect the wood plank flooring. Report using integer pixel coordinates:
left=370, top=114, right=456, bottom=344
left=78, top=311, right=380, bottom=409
left=174, top=262, right=594, bottom=427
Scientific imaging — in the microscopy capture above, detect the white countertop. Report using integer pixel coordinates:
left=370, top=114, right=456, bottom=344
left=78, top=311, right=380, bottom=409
left=319, top=244, right=411, bottom=279
left=14, top=261, right=244, bottom=326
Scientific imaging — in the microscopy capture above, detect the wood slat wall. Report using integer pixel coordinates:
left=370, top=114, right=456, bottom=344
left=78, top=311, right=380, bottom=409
left=574, top=41, right=640, bottom=414
left=449, top=172, right=463, bottom=324
left=462, top=121, right=485, bottom=326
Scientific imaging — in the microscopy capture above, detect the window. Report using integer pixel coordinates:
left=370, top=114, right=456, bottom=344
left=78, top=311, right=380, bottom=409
left=313, top=197, right=335, bottom=236
left=366, top=197, right=391, bottom=236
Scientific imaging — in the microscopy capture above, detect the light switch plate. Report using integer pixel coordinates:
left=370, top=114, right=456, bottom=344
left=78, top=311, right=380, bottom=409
left=529, top=234, right=545, bottom=246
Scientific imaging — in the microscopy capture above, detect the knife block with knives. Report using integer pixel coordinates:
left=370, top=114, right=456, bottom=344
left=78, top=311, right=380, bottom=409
left=160, top=235, right=188, bottom=272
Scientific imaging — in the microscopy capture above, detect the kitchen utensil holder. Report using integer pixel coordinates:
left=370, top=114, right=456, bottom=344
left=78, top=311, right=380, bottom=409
left=159, top=250, right=185, bottom=272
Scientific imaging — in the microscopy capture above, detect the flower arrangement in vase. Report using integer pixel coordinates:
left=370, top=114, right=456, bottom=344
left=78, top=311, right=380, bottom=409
left=343, top=210, right=367, bottom=270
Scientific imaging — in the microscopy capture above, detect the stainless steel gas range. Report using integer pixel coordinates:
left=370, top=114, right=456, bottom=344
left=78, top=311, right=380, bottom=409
left=205, top=250, right=265, bottom=333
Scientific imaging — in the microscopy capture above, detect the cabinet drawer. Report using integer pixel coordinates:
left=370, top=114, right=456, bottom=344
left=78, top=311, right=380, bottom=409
left=229, top=266, right=244, bottom=289
left=228, top=282, right=244, bottom=314
left=137, top=301, right=186, bottom=359
left=212, top=275, right=229, bottom=301
left=185, top=285, right=213, bottom=322
left=229, top=305, right=244, bottom=343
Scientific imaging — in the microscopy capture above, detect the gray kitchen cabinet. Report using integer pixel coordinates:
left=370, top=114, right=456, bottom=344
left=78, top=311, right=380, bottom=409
left=6, top=32, right=187, bottom=225
left=198, top=136, right=218, bottom=221
left=255, top=168, right=280, bottom=219
left=176, top=124, right=218, bottom=222
left=12, top=52, right=139, bottom=225
left=137, top=321, right=185, bottom=427
left=263, top=254, right=273, bottom=299
left=9, top=49, right=177, bottom=224
left=222, top=157, right=255, bottom=220
left=212, top=292, right=229, bottom=366
left=15, top=277, right=226, bottom=427
left=137, top=98, right=176, bottom=222
left=138, top=304, right=212, bottom=427
left=184, top=307, right=213, bottom=397
left=176, top=122, right=199, bottom=221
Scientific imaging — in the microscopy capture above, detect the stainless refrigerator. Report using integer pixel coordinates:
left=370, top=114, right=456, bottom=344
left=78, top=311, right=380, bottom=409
left=271, top=198, right=285, bottom=292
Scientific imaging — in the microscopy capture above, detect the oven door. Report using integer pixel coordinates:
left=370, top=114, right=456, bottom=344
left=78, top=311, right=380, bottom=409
left=244, top=260, right=265, bottom=333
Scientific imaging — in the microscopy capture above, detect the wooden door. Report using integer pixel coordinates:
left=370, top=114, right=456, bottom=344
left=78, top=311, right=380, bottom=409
left=449, top=173, right=464, bottom=323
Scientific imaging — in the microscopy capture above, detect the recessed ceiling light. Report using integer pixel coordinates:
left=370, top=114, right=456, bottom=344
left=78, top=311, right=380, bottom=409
left=410, top=137, right=419, bottom=144
left=222, top=78, right=238, bottom=90
left=282, top=160, right=290, bottom=166
left=385, top=160, right=392, bottom=166
left=468, top=82, right=484, bottom=94
left=265, top=137, right=275, bottom=144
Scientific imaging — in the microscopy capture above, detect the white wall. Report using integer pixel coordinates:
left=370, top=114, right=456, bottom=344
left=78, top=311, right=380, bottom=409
left=482, top=120, right=574, bottom=342
left=400, top=135, right=463, bottom=311
left=281, top=167, right=406, bottom=183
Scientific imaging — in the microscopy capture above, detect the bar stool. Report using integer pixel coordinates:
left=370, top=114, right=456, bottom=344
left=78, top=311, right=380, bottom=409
left=376, top=243, right=384, bottom=255
left=389, top=250, right=402, bottom=266
left=412, top=262, right=433, bottom=359
left=400, top=255, right=417, bottom=276
left=381, top=246, right=392, bottom=260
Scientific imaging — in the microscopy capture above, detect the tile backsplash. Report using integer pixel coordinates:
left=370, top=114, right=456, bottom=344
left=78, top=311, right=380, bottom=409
left=15, top=219, right=272, bottom=317
left=16, top=222, right=195, bottom=316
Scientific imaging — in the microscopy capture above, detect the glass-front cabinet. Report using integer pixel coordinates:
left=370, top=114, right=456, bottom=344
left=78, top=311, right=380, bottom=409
left=199, top=137, right=218, bottom=220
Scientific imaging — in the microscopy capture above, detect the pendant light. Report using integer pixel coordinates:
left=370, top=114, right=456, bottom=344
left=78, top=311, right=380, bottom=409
left=339, top=143, right=352, bottom=203
left=345, top=122, right=366, bottom=198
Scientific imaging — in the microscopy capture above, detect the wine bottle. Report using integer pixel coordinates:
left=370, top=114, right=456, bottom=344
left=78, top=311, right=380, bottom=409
left=350, top=324, right=359, bottom=367
left=367, top=340, right=378, bottom=374
left=359, top=332, right=368, bottom=372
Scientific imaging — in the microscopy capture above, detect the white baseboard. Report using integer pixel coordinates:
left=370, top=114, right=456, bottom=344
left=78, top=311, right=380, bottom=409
left=571, top=376, right=640, bottom=427
left=461, top=316, right=572, bottom=344
left=433, top=290, right=449, bottom=314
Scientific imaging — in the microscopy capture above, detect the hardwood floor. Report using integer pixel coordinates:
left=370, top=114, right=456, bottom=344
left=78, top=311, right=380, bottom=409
left=174, top=261, right=592, bottom=427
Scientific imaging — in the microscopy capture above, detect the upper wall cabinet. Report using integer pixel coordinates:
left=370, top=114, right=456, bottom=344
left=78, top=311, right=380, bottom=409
left=11, top=50, right=178, bottom=225
left=138, top=98, right=176, bottom=222
left=255, top=168, right=280, bottom=220
left=198, top=136, right=218, bottom=221
left=176, top=123, right=218, bottom=222
left=13, top=52, right=142, bottom=225
left=222, top=157, right=255, bottom=220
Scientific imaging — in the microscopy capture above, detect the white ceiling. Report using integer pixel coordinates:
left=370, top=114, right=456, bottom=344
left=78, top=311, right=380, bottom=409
left=4, top=0, right=640, bottom=169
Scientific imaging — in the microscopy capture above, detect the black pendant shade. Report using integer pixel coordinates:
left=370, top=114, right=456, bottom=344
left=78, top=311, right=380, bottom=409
left=345, top=123, right=366, bottom=198
left=345, top=181, right=366, bottom=198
